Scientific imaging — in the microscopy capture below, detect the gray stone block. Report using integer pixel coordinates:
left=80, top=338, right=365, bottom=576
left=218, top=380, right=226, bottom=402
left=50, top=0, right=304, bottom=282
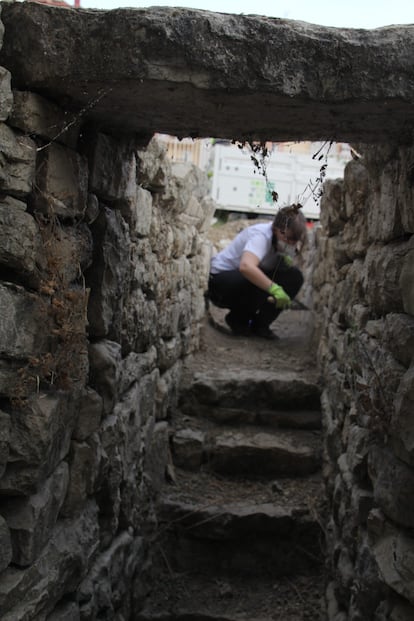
left=9, top=90, right=80, bottom=147
left=0, top=202, right=43, bottom=287
left=33, top=142, right=88, bottom=220
left=0, top=282, right=50, bottom=359
left=88, top=132, right=137, bottom=203
left=346, top=425, right=370, bottom=482
left=2, top=462, right=69, bottom=566
left=119, top=347, right=157, bottom=396
left=0, top=501, right=99, bottom=621
left=61, top=439, right=99, bottom=517
left=384, top=313, right=414, bottom=369
left=2, top=4, right=414, bottom=142
left=362, top=241, right=411, bottom=315
left=372, top=520, right=414, bottom=606
left=319, top=178, right=346, bottom=237
left=73, top=388, right=103, bottom=442
left=88, top=340, right=122, bottom=416
left=172, top=429, right=205, bottom=471
left=0, top=408, right=10, bottom=478
left=144, top=421, right=170, bottom=491
left=78, top=533, right=144, bottom=621
left=400, top=237, right=414, bottom=317
left=393, top=363, right=414, bottom=464
left=0, top=66, right=12, bottom=121
left=85, top=206, right=130, bottom=341
left=0, top=392, right=75, bottom=495
left=119, top=185, right=153, bottom=241
left=0, top=122, right=36, bottom=198
left=369, top=444, right=414, bottom=528
left=0, top=515, right=12, bottom=572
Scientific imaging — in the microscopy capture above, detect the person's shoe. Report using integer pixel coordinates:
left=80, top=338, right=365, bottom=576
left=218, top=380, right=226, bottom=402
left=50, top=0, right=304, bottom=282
left=225, top=313, right=251, bottom=336
left=251, top=324, right=279, bottom=340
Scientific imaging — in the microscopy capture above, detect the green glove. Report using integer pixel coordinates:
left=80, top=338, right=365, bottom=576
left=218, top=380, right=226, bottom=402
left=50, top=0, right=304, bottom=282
left=268, top=283, right=291, bottom=309
left=283, top=254, right=294, bottom=267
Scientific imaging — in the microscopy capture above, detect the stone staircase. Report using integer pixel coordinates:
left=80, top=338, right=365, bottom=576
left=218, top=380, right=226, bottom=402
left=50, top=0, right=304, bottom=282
left=137, top=357, right=326, bottom=620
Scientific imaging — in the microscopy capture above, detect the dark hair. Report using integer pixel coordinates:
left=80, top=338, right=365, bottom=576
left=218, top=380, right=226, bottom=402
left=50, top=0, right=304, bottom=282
left=272, top=203, right=307, bottom=244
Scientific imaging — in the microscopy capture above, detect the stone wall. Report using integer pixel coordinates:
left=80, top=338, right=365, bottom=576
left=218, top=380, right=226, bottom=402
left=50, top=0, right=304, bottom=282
left=0, top=22, right=214, bottom=619
left=314, top=145, right=414, bottom=620
left=2, top=3, right=414, bottom=620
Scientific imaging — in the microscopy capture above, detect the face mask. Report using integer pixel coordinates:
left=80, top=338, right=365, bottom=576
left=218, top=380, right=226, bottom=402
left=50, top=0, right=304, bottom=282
left=278, top=240, right=297, bottom=257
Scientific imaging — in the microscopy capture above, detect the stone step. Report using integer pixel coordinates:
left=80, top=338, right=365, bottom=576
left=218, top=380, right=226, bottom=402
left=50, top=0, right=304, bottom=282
left=136, top=562, right=325, bottom=620
left=179, top=403, right=321, bottom=430
left=171, top=425, right=321, bottom=477
left=155, top=468, right=324, bottom=577
left=179, top=369, right=321, bottom=417
left=162, top=467, right=324, bottom=510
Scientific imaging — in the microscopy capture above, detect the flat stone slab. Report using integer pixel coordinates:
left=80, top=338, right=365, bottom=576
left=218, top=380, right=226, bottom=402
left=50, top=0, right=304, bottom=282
left=158, top=499, right=318, bottom=539
left=156, top=497, right=323, bottom=576
left=1, top=3, right=414, bottom=142
left=208, top=429, right=321, bottom=476
left=180, top=369, right=321, bottom=413
left=172, top=425, right=321, bottom=476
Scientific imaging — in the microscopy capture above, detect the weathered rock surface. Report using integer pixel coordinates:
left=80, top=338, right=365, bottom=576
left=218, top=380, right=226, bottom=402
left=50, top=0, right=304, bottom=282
left=77, top=532, right=145, bottom=620
left=0, top=393, right=74, bottom=495
left=0, top=122, right=36, bottom=198
left=0, top=516, right=12, bottom=573
left=0, top=96, right=214, bottom=620
left=0, top=409, right=10, bottom=478
left=85, top=206, right=130, bottom=340
left=392, top=362, right=414, bottom=463
left=0, top=501, right=99, bottom=621
left=2, top=462, right=69, bottom=566
left=371, top=516, right=414, bottom=606
left=158, top=497, right=322, bottom=575
left=9, top=90, right=80, bottom=147
left=1, top=3, right=414, bottom=142
left=172, top=426, right=321, bottom=476
left=368, top=445, right=414, bottom=529
left=0, top=282, right=50, bottom=359
left=0, top=202, right=43, bottom=287
left=314, top=142, right=414, bottom=619
left=0, top=65, right=12, bottom=120
left=180, top=369, right=321, bottom=411
left=33, top=142, right=89, bottom=220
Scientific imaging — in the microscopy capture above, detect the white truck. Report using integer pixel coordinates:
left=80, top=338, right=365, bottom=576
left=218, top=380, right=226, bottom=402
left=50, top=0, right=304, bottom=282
left=210, top=142, right=350, bottom=220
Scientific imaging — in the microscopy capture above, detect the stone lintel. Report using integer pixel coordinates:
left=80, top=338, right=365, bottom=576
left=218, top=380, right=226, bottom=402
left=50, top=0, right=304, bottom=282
left=0, top=3, right=413, bottom=143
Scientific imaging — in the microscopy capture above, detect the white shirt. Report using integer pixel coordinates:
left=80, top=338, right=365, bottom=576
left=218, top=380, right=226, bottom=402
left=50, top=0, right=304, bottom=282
left=210, top=222, right=274, bottom=274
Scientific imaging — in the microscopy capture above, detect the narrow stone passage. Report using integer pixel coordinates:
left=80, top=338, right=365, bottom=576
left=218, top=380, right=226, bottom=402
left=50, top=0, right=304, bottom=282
left=138, top=309, right=326, bottom=620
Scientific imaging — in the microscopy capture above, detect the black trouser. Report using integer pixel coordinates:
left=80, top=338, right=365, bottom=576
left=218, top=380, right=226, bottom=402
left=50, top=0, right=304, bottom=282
left=208, top=263, right=303, bottom=329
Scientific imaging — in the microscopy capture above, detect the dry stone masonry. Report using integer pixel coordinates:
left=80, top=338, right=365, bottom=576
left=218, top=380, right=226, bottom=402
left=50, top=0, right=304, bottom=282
left=0, top=5, right=214, bottom=617
left=0, top=1, right=414, bottom=620
left=314, top=147, right=414, bottom=620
